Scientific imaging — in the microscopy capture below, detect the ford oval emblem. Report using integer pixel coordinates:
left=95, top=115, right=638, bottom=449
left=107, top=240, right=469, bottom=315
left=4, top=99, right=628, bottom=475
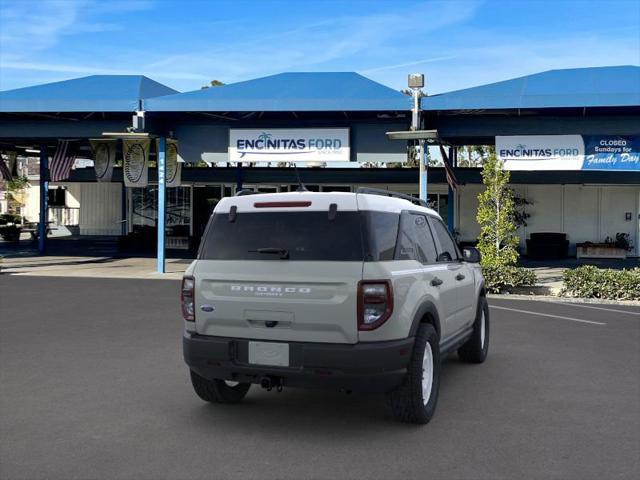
left=200, top=305, right=215, bottom=312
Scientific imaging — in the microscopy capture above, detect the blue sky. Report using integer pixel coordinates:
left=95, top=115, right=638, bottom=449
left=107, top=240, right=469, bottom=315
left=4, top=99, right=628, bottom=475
left=0, top=0, right=638, bottom=94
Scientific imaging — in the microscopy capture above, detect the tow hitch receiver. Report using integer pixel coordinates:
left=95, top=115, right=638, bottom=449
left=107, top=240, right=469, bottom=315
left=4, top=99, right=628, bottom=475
left=260, top=376, right=284, bottom=392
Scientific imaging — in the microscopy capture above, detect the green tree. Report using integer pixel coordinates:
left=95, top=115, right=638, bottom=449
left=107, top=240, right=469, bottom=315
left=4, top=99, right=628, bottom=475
left=201, top=80, right=225, bottom=89
left=476, top=153, right=519, bottom=267
left=457, top=145, right=495, bottom=167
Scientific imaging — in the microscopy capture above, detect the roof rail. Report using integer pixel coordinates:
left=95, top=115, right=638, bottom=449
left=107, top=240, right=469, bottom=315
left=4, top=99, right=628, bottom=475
left=235, top=189, right=260, bottom=197
left=356, top=187, right=429, bottom=208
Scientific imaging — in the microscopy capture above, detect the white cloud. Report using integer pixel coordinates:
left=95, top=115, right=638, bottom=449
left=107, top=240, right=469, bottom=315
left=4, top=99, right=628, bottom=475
left=360, top=55, right=459, bottom=74
left=418, top=31, right=640, bottom=94
left=0, top=0, right=638, bottom=94
left=0, top=0, right=152, bottom=61
left=0, top=59, right=209, bottom=81
left=137, top=0, right=484, bottom=90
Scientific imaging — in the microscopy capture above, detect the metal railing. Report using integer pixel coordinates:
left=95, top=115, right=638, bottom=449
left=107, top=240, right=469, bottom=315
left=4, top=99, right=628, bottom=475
left=48, top=207, right=79, bottom=226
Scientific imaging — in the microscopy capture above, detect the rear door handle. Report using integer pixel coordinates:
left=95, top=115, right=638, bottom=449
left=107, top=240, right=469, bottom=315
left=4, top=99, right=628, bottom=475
left=455, top=273, right=466, bottom=281
left=431, top=277, right=443, bottom=287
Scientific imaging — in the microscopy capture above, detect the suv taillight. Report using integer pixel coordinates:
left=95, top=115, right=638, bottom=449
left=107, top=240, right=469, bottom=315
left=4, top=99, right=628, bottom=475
left=357, top=280, right=393, bottom=331
left=181, top=276, right=195, bottom=322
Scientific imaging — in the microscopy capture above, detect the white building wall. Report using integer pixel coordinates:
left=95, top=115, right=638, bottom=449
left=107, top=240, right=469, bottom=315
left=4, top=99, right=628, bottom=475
left=456, top=184, right=640, bottom=256
left=599, top=187, right=639, bottom=255
left=562, top=186, right=599, bottom=255
left=78, top=183, right=122, bottom=235
left=23, top=183, right=40, bottom=222
left=65, top=184, right=81, bottom=208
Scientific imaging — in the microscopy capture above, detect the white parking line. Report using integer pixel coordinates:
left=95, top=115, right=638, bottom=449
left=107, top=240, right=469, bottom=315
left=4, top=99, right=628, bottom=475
left=490, top=305, right=607, bottom=326
left=540, top=302, right=640, bottom=316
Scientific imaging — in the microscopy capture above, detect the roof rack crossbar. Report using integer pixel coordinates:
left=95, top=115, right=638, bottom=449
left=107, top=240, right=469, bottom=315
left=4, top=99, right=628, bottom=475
left=356, top=187, right=429, bottom=208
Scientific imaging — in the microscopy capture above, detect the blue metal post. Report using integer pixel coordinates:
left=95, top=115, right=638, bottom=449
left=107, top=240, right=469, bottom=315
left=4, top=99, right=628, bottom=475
left=419, top=140, right=428, bottom=201
left=157, top=137, right=166, bottom=273
left=38, top=146, right=48, bottom=254
left=235, top=162, right=243, bottom=192
left=121, top=183, right=127, bottom=236
left=447, top=146, right=455, bottom=233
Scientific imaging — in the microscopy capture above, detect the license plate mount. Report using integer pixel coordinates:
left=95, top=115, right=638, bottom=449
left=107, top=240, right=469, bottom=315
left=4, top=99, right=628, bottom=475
left=248, top=341, right=290, bottom=367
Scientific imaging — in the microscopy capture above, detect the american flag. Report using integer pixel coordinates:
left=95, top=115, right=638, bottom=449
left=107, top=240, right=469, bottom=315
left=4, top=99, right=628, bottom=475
left=0, top=156, right=12, bottom=181
left=439, top=145, right=458, bottom=190
left=50, top=140, right=77, bottom=182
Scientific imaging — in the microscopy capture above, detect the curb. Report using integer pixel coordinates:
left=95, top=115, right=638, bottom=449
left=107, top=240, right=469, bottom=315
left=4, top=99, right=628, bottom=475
left=488, top=293, right=640, bottom=307
left=499, top=285, right=559, bottom=296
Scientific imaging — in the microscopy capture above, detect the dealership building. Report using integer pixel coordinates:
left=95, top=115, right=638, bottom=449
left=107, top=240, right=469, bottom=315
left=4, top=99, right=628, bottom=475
left=0, top=65, right=638, bottom=266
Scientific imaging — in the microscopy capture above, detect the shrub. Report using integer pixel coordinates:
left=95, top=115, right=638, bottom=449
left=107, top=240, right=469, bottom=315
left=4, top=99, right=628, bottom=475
left=482, top=265, right=537, bottom=293
left=562, top=266, right=640, bottom=300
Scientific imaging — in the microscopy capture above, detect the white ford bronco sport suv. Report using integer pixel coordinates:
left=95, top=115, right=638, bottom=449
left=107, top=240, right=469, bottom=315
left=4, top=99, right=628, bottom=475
left=182, top=188, right=489, bottom=424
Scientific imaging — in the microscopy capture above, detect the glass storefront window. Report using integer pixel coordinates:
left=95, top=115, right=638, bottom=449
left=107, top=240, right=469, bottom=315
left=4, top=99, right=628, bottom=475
left=426, top=193, right=438, bottom=211
left=438, top=195, right=448, bottom=224
left=131, top=186, right=191, bottom=233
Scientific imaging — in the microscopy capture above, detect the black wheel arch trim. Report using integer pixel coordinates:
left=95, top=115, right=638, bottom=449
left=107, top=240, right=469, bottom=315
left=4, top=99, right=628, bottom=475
left=409, top=301, right=442, bottom=339
left=478, top=279, right=486, bottom=297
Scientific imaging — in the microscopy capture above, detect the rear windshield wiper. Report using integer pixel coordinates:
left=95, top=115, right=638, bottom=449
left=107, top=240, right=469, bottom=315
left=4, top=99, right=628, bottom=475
left=248, top=247, right=290, bottom=259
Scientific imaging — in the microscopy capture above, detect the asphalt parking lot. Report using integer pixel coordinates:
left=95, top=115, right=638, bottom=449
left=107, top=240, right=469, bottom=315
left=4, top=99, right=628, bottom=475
left=1, top=276, right=639, bottom=480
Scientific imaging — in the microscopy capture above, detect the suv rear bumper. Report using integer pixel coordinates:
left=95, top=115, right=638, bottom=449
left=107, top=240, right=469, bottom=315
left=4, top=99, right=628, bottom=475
left=183, top=333, right=414, bottom=393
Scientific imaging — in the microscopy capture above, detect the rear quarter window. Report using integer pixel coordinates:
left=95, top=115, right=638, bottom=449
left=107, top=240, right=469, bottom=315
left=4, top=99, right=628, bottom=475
left=361, top=211, right=400, bottom=261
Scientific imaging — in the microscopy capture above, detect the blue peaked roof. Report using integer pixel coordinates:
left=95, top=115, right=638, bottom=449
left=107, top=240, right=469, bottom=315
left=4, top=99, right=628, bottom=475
left=422, top=66, right=640, bottom=111
left=145, top=72, right=411, bottom=112
left=0, top=75, right=178, bottom=113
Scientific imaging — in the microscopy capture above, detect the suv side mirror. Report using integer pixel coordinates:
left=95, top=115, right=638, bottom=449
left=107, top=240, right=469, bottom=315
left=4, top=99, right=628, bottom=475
left=462, top=247, right=481, bottom=263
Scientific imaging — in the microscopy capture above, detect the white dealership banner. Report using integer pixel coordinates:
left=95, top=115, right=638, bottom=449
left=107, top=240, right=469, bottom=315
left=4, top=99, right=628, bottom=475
left=156, top=138, right=181, bottom=187
left=90, top=139, right=116, bottom=182
left=123, top=138, right=150, bottom=187
left=496, top=135, right=585, bottom=170
left=229, top=128, right=350, bottom=162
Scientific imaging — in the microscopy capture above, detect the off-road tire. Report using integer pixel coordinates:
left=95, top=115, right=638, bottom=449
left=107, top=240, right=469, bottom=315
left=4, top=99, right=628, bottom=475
left=385, top=323, right=440, bottom=424
left=190, top=370, right=251, bottom=403
left=458, top=296, right=490, bottom=363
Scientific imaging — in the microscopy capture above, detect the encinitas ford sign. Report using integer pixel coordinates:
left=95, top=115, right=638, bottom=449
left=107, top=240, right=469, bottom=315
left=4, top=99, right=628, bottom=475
left=497, top=135, right=584, bottom=170
left=229, top=128, right=350, bottom=162
left=497, top=135, right=640, bottom=171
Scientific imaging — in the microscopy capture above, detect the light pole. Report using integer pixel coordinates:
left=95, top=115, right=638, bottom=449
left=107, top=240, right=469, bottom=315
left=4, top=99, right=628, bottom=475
left=408, top=73, right=426, bottom=201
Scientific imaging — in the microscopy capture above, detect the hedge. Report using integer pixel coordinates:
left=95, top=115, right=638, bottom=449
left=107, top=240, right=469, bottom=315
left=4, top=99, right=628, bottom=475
left=482, top=265, right=537, bottom=293
left=562, top=265, right=640, bottom=300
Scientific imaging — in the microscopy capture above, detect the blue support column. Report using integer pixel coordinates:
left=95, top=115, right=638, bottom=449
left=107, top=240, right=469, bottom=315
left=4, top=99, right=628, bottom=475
left=419, top=140, right=428, bottom=201
left=38, top=147, right=48, bottom=254
left=235, top=162, right=243, bottom=192
left=447, top=146, right=455, bottom=233
left=157, top=137, right=166, bottom=273
left=121, top=183, right=127, bottom=236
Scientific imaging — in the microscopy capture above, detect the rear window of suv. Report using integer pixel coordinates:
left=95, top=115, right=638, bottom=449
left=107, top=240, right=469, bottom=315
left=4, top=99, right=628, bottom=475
left=199, top=210, right=400, bottom=262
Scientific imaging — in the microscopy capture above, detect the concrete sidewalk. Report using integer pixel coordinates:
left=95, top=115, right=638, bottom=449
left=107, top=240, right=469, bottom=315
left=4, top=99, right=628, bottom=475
left=0, top=255, right=568, bottom=291
left=0, top=255, right=189, bottom=279
left=1, top=254, right=637, bottom=288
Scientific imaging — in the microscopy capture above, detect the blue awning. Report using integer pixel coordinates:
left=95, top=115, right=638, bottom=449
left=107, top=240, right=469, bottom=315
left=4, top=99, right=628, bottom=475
left=145, top=72, right=410, bottom=112
left=422, top=66, right=640, bottom=111
left=0, top=75, right=178, bottom=113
